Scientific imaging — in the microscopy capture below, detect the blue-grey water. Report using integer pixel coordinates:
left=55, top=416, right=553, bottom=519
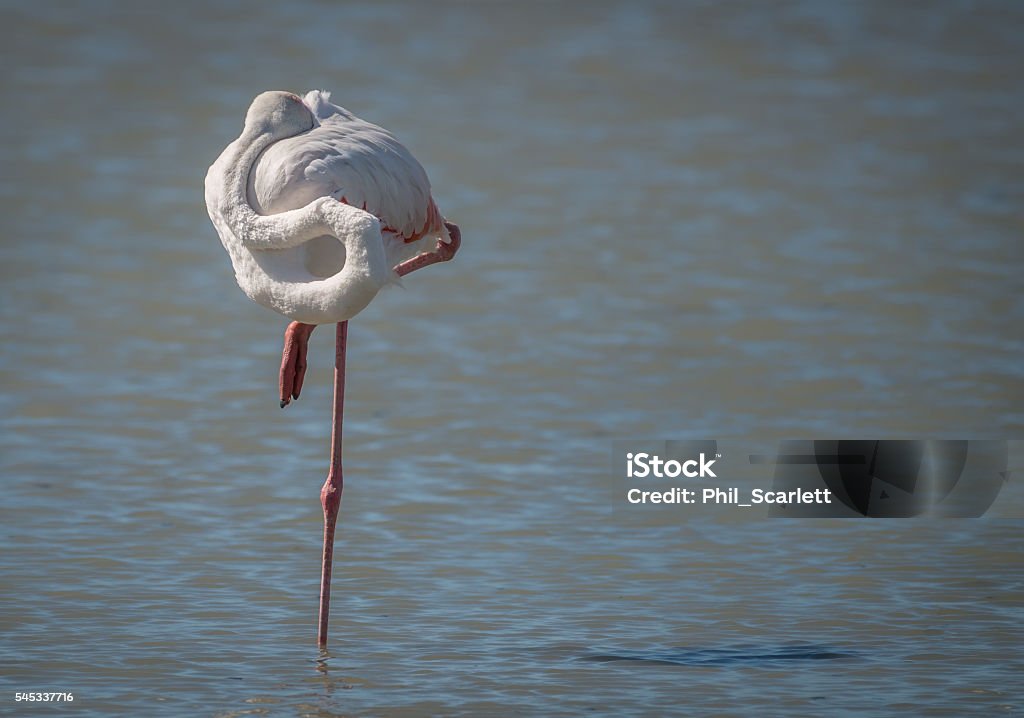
left=1, top=1, right=1022, bottom=716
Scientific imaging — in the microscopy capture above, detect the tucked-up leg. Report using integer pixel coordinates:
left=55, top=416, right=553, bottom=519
left=394, top=221, right=461, bottom=277
left=279, top=321, right=316, bottom=407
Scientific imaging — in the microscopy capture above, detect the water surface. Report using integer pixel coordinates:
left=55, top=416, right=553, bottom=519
left=1, top=1, right=1022, bottom=716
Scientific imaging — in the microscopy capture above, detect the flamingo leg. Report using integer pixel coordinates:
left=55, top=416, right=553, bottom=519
left=290, top=224, right=460, bottom=647
left=318, top=320, right=347, bottom=649
left=279, top=321, right=316, bottom=407
left=394, top=220, right=461, bottom=278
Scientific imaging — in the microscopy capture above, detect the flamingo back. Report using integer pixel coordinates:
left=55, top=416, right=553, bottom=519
left=248, top=90, right=447, bottom=253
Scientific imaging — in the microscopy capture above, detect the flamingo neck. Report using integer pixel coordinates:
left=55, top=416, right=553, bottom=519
left=221, top=125, right=279, bottom=229
left=208, top=120, right=392, bottom=324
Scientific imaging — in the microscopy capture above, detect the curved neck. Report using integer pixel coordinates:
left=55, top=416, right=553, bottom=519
left=208, top=117, right=392, bottom=324
left=219, top=125, right=278, bottom=229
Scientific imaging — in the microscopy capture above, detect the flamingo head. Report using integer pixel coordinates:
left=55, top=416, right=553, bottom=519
left=245, top=91, right=314, bottom=137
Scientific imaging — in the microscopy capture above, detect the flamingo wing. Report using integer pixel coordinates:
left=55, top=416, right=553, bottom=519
left=248, top=90, right=443, bottom=243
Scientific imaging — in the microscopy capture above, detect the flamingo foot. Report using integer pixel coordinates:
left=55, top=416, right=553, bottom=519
left=394, top=220, right=461, bottom=277
left=279, top=321, right=316, bottom=407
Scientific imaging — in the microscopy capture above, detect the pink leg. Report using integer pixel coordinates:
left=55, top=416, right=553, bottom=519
left=291, top=223, right=460, bottom=647
left=318, top=320, right=347, bottom=649
left=394, top=220, right=462, bottom=277
left=279, top=322, right=316, bottom=407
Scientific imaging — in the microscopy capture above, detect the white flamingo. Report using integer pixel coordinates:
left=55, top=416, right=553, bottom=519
left=205, top=90, right=460, bottom=648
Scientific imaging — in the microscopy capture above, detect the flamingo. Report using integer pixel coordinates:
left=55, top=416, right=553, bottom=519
left=204, top=90, right=460, bottom=648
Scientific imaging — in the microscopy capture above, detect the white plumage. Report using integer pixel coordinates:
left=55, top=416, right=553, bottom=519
left=205, top=90, right=450, bottom=324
